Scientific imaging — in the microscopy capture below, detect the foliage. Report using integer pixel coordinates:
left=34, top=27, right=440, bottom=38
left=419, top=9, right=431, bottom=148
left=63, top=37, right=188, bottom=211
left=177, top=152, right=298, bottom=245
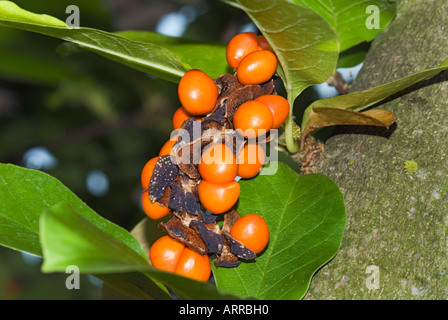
left=0, top=0, right=446, bottom=300
left=213, top=166, right=345, bottom=299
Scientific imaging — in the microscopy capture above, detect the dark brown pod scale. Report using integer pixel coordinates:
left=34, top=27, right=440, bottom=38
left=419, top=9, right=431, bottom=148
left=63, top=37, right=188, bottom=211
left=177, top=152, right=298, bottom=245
left=222, top=231, right=257, bottom=261
left=148, top=155, right=178, bottom=202
left=214, top=237, right=242, bottom=268
left=148, top=73, right=275, bottom=266
left=190, top=220, right=223, bottom=255
left=159, top=214, right=208, bottom=255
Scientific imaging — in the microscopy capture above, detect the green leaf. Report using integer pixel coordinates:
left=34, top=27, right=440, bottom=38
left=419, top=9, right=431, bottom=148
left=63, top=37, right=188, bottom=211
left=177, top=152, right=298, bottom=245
left=0, top=164, right=172, bottom=299
left=213, top=162, right=346, bottom=299
left=0, top=164, right=238, bottom=299
left=130, top=217, right=171, bottom=259
left=301, top=57, right=448, bottom=130
left=336, top=42, right=369, bottom=68
left=0, top=21, right=76, bottom=85
left=40, top=202, right=240, bottom=300
left=129, top=218, right=242, bottom=300
left=291, top=0, right=396, bottom=52
left=40, top=201, right=150, bottom=273
left=0, top=164, right=145, bottom=259
left=99, top=273, right=171, bottom=300
left=149, top=270, right=240, bottom=300
left=0, top=1, right=187, bottom=82
left=40, top=201, right=173, bottom=300
left=234, top=0, right=339, bottom=153
left=116, top=31, right=231, bottom=80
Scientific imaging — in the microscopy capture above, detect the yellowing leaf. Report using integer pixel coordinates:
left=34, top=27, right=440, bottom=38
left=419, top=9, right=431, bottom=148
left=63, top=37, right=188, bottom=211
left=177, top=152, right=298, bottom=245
left=302, top=58, right=448, bottom=131
left=302, top=107, right=397, bottom=146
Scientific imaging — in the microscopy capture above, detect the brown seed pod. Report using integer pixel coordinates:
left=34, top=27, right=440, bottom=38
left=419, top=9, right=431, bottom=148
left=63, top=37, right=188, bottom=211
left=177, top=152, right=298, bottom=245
left=146, top=73, right=277, bottom=266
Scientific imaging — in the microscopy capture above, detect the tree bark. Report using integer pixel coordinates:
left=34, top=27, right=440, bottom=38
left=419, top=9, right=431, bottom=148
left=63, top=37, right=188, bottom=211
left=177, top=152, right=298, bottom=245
left=304, top=0, right=448, bottom=299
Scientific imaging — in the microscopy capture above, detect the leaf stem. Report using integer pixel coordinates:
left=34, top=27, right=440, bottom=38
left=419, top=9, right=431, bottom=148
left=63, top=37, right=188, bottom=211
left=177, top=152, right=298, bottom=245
left=285, top=93, right=300, bottom=154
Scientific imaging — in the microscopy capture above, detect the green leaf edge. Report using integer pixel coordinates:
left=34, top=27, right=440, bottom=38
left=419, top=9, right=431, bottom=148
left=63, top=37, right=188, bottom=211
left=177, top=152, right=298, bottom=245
left=213, top=163, right=346, bottom=300
left=233, top=0, right=339, bottom=154
left=0, top=1, right=188, bottom=82
left=301, top=57, right=448, bottom=130
left=38, top=200, right=240, bottom=300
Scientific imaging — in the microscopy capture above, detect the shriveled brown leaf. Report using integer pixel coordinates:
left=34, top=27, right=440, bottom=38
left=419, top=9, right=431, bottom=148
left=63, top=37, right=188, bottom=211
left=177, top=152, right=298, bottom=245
left=301, top=107, right=397, bottom=148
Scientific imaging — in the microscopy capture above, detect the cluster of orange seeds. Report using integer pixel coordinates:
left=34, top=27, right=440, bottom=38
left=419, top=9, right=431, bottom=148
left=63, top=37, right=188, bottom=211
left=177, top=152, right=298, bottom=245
left=140, top=32, right=289, bottom=282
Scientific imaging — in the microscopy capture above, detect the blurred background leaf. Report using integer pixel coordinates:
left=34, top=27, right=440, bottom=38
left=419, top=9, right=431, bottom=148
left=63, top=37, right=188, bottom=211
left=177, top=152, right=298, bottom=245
left=0, top=1, right=192, bottom=83
left=115, top=31, right=230, bottom=79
